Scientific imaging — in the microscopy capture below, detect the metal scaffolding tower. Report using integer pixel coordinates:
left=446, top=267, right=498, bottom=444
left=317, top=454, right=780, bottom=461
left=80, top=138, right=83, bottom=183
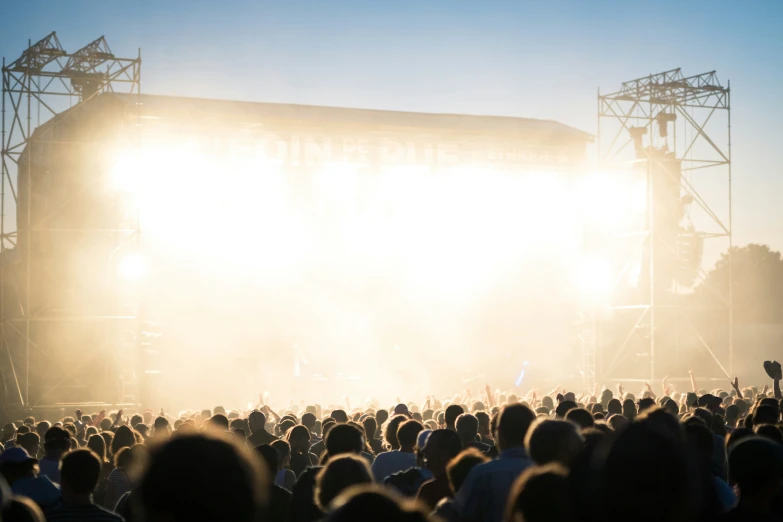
left=1, top=33, right=141, bottom=408
left=592, top=68, right=732, bottom=385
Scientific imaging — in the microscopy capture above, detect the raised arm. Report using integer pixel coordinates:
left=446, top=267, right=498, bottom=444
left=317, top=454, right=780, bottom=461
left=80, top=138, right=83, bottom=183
left=731, top=377, right=743, bottom=400
left=688, top=369, right=697, bottom=393
left=485, top=384, right=494, bottom=408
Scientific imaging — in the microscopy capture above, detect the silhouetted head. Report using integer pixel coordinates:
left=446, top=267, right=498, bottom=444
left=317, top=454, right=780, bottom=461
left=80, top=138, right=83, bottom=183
left=607, top=399, right=622, bottom=416
left=315, top=455, right=372, bottom=511
left=525, top=419, right=584, bottom=468
left=506, top=463, right=570, bottom=522
left=445, top=405, right=465, bottom=430
left=555, top=400, right=577, bottom=419
left=422, top=429, right=462, bottom=478
left=60, top=449, right=102, bottom=496
left=455, top=414, right=479, bottom=445
left=497, top=404, right=535, bottom=452
left=565, top=408, right=594, bottom=429
left=446, top=448, right=489, bottom=494
left=326, top=424, right=364, bottom=459
left=326, top=484, right=429, bottom=522
left=140, top=433, right=267, bottom=522
left=397, top=420, right=423, bottom=451
left=248, top=411, right=267, bottom=433
left=331, top=410, right=349, bottom=424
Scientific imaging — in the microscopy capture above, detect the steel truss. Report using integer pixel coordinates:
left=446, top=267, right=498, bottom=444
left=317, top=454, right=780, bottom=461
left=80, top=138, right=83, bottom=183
left=1, top=33, right=142, bottom=408
left=590, top=68, right=732, bottom=385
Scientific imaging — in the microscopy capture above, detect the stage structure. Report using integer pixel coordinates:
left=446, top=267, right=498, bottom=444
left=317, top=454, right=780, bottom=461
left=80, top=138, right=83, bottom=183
left=1, top=33, right=142, bottom=409
left=589, top=69, right=732, bottom=385
left=3, top=34, right=597, bottom=410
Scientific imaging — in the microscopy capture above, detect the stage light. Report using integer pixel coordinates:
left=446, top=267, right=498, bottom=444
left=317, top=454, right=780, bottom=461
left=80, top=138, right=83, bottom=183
left=117, top=254, right=147, bottom=280
left=109, top=150, right=141, bottom=193
left=629, top=126, right=647, bottom=157
left=577, top=256, right=613, bottom=303
left=656, top=112, right=677, bottom=138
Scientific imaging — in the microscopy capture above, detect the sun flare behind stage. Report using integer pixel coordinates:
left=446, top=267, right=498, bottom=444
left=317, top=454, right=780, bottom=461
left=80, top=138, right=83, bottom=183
left=11, top=92, right=652, bottom=407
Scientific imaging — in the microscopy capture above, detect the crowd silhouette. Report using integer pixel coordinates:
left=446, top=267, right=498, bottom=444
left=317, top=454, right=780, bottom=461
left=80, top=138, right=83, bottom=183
left=1, top=361, right=782, bottom=522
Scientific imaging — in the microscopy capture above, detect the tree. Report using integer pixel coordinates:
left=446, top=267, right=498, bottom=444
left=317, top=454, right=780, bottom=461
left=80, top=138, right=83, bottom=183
left=692, top=244, right=783, bottom=324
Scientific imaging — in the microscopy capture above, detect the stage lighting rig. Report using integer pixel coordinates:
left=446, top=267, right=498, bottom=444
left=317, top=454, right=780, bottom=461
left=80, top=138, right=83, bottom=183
left=656, top=112, right=677, bottom=138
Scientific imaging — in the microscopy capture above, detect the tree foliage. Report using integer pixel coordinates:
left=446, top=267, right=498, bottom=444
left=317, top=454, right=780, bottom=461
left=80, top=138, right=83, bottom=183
left=693, top=244, right=783, bottom=324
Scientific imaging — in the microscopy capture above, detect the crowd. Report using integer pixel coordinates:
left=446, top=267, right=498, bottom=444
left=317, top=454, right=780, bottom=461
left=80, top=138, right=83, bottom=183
left=1, top=361, right=783, bottom=522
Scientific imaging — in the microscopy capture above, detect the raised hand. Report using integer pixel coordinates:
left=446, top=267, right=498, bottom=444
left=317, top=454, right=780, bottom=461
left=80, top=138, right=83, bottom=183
left=75, top=409, right=82, bottom=420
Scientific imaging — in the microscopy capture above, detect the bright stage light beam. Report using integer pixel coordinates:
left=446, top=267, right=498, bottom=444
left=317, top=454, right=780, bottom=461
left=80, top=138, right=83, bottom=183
left=117, top=254, right=147, bottom=280
left=577, top=257, right=614, bottom=304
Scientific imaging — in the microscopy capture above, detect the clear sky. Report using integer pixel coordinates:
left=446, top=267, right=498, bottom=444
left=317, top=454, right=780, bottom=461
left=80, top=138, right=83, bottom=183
left=2, top=0, right=781, bottom=258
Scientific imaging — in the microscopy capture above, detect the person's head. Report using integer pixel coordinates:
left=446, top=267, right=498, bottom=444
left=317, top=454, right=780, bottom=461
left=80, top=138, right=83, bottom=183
left=497, top=404, right=536, bottom=452
left=325, top=424, right=364, bottom=459
left=361, top=417, right=377, bottom=443
left=684, top=420, right=714, bottom=471
left=3, top=496, right=46, bottom=522
left=606, top=398, right=622, bottom=416
left=602, top=419, right=690, bottom=522
left=270, top=439, right=291, bottom=468
left=207, top=414, right=230, bottom=431
left=600, top=389, right=613, bottom=406
left=446, top=448, right=489, bottom=494
left=153, top=416, right=170, bottom=434
left=607, top=414, right=628, bottom=431
left=554, top=400, right=576, bottom=419
left=248, top=411, right=267, bottom=434
left=315, top=455, right=373, bottom=511
left=1, top=423, right=15, bottom=440
left=286, top=425, right=312, bottom=453
left=35, top=421, right=50, bottom=439
left=383, top=415, right=407, bottom=450
left=140, top=433, right=267, bottom=522
left=302, top=413, right=317, bottom=431
left=506, top=463, right=570, bottom=522
left=255, top=444, right=280, bottom=476
left=130, top=414, right=143, bottom=428
left=331, top=410, right=349, bottom=424
left=112, top=445, right=133, bottom=470
left=637, top=397, right=656, bottom=413
left=444, top=405, right=465, bottom=431
left=43, top=425, right=71, bottom=457
left=524, top=419, right=584, bottom=468
left=16, top=432, right=40, bottom=457
left=86, top=434, right=107, bottom=462
left=455, top=414, right=480, bottom=446
left=0, top=447, right=38, bottom=486
left=753, top=405, right=779, bottom=427
left=396, top=420, right=423, bottom=451
left=422, top=429, right=462, bottom=478
left=728, top=436, right=783, bottom=509
left=565, top=408, right=594, bottom=429
left=724, top=404, right=740, bottom=425
left=475, top=411, right=490, bottom=436
left=60, top=449, right=102, bottom=497
left=755, top=424, right=783, bottom=444
left=622, top=398, right=637, bottom=420
left=375, top=410, right=389, bottom=432
left=326, top=484, right=429, bottom=522
left=110, top=425, right=136, bottom=457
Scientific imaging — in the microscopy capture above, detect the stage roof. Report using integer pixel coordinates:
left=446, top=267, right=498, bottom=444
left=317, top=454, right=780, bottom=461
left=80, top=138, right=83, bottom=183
left=31, top=92, right=592, bottom=145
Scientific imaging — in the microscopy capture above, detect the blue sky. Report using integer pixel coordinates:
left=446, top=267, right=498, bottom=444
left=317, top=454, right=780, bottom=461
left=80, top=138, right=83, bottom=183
left=2, top=0, right=781, bottom=258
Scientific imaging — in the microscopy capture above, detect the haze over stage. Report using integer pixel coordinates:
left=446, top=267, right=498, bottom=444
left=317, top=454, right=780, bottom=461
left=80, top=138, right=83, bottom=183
left=11, top=92, right=597, bottom=407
